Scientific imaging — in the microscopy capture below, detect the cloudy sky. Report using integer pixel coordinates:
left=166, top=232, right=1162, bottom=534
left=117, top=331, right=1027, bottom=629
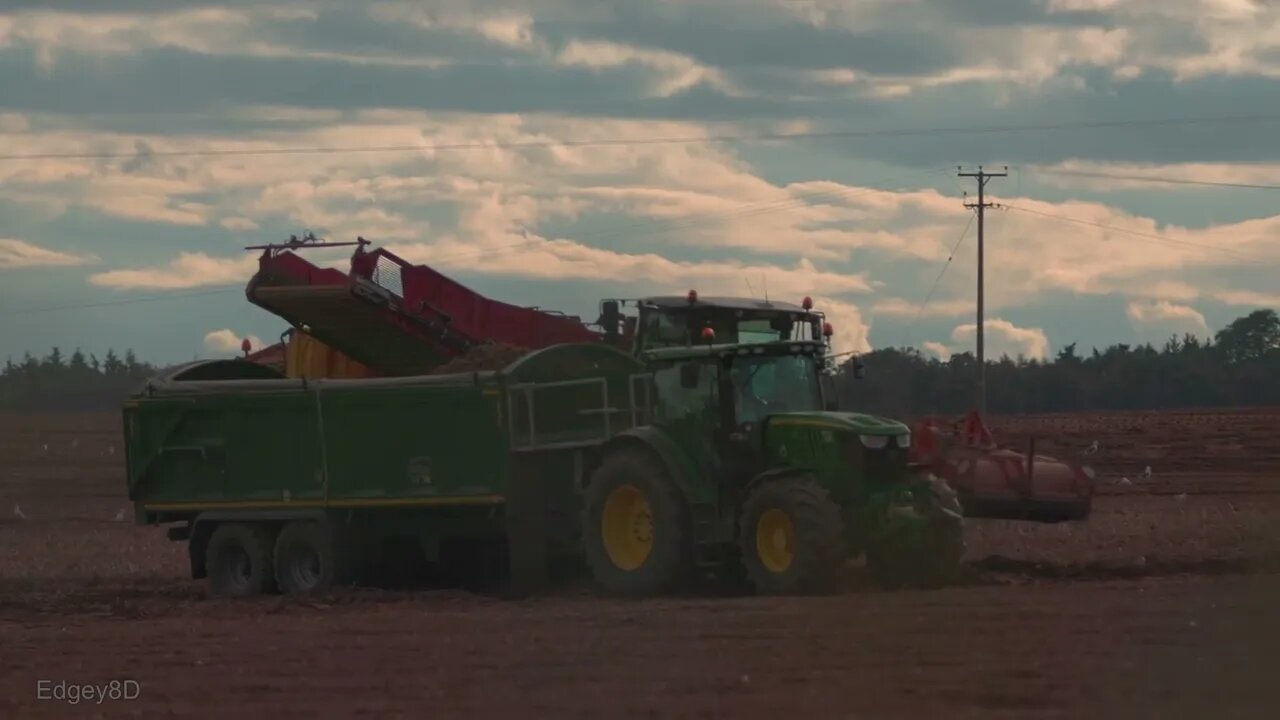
left=2, top=0, right=1279, bottom=365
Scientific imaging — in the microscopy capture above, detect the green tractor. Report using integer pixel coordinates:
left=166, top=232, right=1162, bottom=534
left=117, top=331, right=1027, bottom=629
left=579, top=292, right=966, bottom=595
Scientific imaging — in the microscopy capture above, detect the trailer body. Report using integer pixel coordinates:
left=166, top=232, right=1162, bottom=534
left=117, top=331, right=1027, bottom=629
left=125, top=343, right=648, bottom=595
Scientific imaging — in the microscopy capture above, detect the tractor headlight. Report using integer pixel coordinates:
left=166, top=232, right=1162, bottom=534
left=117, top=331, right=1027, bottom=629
left=859, top=434, right=890, bottom=449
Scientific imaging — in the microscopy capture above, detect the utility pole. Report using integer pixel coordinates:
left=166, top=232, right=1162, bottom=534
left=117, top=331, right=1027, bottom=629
left=958, top=165, right=1006, bottom=415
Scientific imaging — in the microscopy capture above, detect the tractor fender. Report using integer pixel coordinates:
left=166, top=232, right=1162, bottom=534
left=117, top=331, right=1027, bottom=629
left=188, top=509, right=329, bottom=579
left=596, top=427, right=712, bottom=506
left=745, top=466, right=818, bottom=495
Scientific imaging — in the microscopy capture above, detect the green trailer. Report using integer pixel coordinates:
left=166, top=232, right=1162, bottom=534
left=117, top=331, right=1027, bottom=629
left=125, top=342, right=650, bottom=597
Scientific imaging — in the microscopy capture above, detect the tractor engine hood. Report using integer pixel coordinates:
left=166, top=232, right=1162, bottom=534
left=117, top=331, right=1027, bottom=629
left=767, top=411, right=911, bottom=436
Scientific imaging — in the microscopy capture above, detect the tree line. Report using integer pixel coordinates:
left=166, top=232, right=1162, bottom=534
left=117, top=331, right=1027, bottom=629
left=0, top=348, right=157, bottom=412
left=829, top=309, right=1280, bottom=417
left=4, top=309, right=1278, bottom=415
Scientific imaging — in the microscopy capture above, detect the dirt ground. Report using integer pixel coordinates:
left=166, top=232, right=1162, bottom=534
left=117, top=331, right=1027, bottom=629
left=2, top=409, right=1279, bottom=719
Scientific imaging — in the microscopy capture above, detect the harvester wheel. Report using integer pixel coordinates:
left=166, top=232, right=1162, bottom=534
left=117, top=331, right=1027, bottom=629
left=738, top=476, right=844, bottom=595
left=581, top=446, right=694, bottom=596
left=273, top=521, right=357, bottom=595
left=866, top=479, right=965, bottom=590
left=206, top=523, right=277, bottom=597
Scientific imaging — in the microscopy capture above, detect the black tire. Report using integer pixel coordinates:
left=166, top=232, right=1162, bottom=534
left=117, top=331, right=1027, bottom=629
left=867, top=479, right=965, bottom=590
left=738, top=476, right=844, bottom=595
left=273, top=521, right=357, bottom=595
left=581, top=446, right=694, bottom=597
left=206, top=523, right=277, bottom=597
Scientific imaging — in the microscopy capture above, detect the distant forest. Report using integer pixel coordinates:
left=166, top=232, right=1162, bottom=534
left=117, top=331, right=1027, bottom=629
left=830, top=309, right=1280, bottom=417
left=0, top=348, right=157, bottom=412
left=3, top=309, right=1278, bottom=416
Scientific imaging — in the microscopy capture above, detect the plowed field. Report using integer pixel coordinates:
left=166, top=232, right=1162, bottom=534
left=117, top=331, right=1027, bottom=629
left=2, top=410, right=1278, bottom=719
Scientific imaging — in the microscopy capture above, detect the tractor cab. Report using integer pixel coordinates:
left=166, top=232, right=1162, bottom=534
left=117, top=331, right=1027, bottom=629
left=597, top=291, right=828, bottom=354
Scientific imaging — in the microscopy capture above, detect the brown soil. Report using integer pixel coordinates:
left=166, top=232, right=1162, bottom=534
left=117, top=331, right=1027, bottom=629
left=2, top=410, right=1278, bottom=719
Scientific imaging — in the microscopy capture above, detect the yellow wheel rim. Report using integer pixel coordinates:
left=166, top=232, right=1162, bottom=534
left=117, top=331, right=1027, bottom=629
left=756, top=508, right=796, bottom=573
left=601, top=484, right=653, bottom=571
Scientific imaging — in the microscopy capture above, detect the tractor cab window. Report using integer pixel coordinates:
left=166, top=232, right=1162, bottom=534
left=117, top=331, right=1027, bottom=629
left=731, top=354, right=822, bottom=423
left=652, top=360, right=718, bottom=423
left=640, top=310, right=688, bottom=348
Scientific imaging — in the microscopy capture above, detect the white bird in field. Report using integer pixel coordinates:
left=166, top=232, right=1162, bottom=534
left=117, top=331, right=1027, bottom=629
left=1116, top=477, right=1132, bottom=486
left=41, top=443, right=48, bottom=453
left=13, top=504, right=25, bottom=519
left=1174, top=493, right=1187, bottom=501
left=114, top=508, right=126, bottom=522
left=107, top=445, right=115, bottom=456
left=1140, top=466, right=1152, bottom=480
left=1084, top=441, right=1099, bottom=455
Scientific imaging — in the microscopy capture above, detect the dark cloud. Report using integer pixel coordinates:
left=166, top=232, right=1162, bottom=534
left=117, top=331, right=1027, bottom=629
left=536, top=7, right=963, bottom=75
left=905, top=0, right=1114, bottom=28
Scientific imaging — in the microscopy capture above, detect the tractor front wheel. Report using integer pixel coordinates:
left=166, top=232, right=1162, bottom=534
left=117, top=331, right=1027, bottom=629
left=581, top=447, right=694, bottom=596
left=738, top=476, right=844, bottom=595
left=866, top=480, right=965, bottom=590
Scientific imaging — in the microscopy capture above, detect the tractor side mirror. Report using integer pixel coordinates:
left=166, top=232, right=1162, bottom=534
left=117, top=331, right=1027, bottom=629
left=853, top=360, right=865, bottom=380
left=679, top=362, right=702, bottom=389
left=600, top=301, right=620, bottom=338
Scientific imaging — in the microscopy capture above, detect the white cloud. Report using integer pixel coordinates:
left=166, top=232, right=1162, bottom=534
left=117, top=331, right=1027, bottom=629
left=0, top=238, right=97, bottom=268
left=949, top=318, right=1051, bottom=361
left=921, top=341, right=951, bottom=360
left=219, top=217, right=262, bottom=231
left=88, top=253, right=256, bottom=289
left=1031, top=160, right=1280, bottom=191
left=1125, top=299, right=1210, bottom=335
left=203, top=329, right=262, bottom=355
left=871, top=297, right=972, bottom=319
left=1213, top=289, right=1280, bottom=308
left=556, top=40, right=739, bottom=97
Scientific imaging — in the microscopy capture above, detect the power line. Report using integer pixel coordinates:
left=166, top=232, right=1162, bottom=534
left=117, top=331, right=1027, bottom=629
left=2, top=182, right=900, bottom=316
left=3, top=114, right=1278, bottom=162
left=1001, top=204, right=1272, bottom=262
left=1027, top=167, right=1280, bottom=191
left=897, top=214, right=974, bottom=350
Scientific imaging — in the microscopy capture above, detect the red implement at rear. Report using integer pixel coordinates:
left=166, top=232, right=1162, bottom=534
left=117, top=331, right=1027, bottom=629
left=910, top=411, right=1094, bottom=523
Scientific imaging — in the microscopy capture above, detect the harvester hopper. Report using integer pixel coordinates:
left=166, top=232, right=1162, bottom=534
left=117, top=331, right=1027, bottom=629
left=242, top=235, right=600, bottom=377
left=910, top=411, right=1094, bottom=522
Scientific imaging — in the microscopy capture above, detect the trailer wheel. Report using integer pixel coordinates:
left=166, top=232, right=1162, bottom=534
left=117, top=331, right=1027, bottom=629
left=738, top=476, right=844, bottom=595
left=581, top=446, right=693, bottom=596
left=206, top=523, right=277, bottom=597
left=273, top=521, right=356, bottom=595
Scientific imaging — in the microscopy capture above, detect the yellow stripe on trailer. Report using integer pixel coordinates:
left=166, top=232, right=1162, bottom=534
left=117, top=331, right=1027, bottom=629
left=143, top=494, right=505, bottom=512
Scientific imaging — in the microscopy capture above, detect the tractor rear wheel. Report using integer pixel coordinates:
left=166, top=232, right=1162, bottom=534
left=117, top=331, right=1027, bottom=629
left=738, top=476, right=844, bottom=595
left=866, top=479, right=965, bottom=590
left=206, top=523, right=277, bottom=597
left=581, top=447, right=694, bottom=596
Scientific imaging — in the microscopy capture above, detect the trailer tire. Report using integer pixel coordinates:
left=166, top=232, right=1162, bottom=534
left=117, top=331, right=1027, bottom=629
left=206, top=523, right=277, bottom=597
left=738, top=476, right=844, bottom=595
left=581, top=446, right=694, bottom=597
left=273, top=521, right=356, bottom=595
